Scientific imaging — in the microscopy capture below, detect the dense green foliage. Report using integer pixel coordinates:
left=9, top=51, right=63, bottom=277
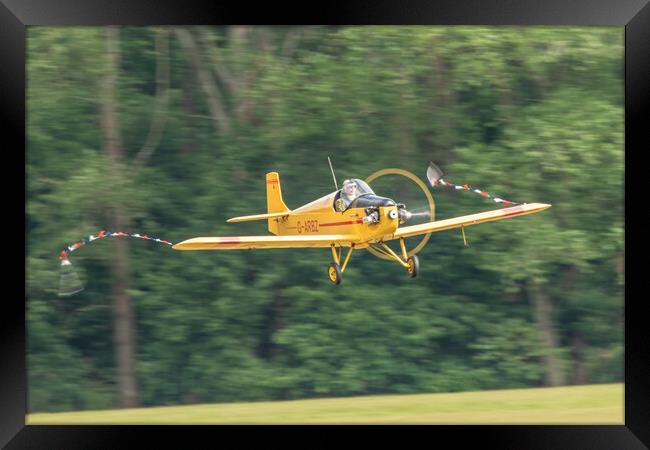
left=27, top=26, right=623, bottom=412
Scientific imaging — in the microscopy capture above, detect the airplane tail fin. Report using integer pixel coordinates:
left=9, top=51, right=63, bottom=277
left=266, top=172, right=290, bottom=234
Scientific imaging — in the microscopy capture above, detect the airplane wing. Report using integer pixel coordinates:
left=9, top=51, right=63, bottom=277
left=390, top=203, right=551, bottom=240
left=173, top=234, right=357, bottom=250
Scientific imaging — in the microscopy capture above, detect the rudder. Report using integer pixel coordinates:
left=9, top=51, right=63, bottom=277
left=266, top=172, right=290, bottom=235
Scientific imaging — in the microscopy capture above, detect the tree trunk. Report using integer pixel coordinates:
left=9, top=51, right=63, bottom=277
left=258, top=287, right=284, bottom=361
left=134, top=28, right=170, bottom=167
left=110, top=210, right=138, bottom=408
left=571, top=333, right=587, bottom=385
left=181, top=61, right=196, bottom=155
left=175, top=28, right=231, bottom=134
left=528, top=281, right=565, bottom=386
left=430, top=44, right=457, bottom=156
left=555, top=265, right=585, bottom=385
left=101, top=26, right=139, bottom=408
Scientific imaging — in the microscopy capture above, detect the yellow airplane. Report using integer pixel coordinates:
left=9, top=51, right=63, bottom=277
left=173, top=172, right=551, bottom=284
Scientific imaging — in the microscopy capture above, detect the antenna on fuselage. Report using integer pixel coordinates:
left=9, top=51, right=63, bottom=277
left=327, top=156, right=339, bottom=190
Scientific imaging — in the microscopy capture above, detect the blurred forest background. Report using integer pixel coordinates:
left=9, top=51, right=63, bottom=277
left=26, top=26, right=623, bottom=413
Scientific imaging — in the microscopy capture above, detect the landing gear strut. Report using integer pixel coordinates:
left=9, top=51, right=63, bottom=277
left=328, top=244, right=354, bottom=284
left=369, top=238, right=421, bottom=278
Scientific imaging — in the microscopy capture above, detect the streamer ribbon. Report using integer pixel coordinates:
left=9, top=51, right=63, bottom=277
left=426, top=161, right=523, bottom=206
left=57, top=230, right=174, bottom=297
left=59, top=230, right=173, bottom=261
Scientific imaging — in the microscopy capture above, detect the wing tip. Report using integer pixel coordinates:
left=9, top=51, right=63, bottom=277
left=172, top=238, right=202, bottom=250
left=532, top=202, right=552, bottom=211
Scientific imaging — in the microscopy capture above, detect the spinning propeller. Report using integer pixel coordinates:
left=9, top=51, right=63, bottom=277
left=364, top=168, right=436, bottom=261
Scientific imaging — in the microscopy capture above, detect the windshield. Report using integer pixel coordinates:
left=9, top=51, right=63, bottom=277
left=353, top=179, right=374, bottom=195
left=341, top=178, right=374, bottom=201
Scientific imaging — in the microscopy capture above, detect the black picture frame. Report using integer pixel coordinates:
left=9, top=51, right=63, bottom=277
left=5, top=0, right=648, bottom=447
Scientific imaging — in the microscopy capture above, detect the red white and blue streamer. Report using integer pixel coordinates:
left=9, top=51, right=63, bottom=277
left=430, top=178, right=522, bottom=206
left=426, top=161, right=522, bottom=206
left=59, top=230, right=173, bottom=261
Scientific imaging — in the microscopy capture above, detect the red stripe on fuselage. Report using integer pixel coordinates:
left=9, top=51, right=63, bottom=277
left=320, top=220, right=364, bottom=227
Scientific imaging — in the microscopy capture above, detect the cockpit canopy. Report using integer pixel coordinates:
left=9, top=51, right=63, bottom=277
left=336, top=178, right=396, bottom=211
left=341, top=178, right=375, bottom=200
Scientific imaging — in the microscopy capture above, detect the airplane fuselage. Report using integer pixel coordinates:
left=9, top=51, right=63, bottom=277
left=269, top=191, right=399, bottom=247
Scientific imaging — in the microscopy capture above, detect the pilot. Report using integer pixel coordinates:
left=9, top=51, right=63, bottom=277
left=335, top=179, right=359, bottom=211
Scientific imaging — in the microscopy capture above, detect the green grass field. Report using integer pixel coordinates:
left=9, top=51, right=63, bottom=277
left=27, top=383, right=623, bottom=425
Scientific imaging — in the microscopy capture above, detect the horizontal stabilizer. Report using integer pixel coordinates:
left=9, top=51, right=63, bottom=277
left=227, top=211, right=291, bottom=223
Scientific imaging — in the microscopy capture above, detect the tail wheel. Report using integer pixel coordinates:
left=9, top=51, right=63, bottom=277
left=328, top=263, right=342, bottom=285
left=365, top=168, right=435, bottom=261
left=406, top=255, right=419, bottom=278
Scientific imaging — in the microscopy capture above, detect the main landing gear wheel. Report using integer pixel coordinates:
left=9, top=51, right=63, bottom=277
left=365, top=168, right=435, bottom=262
left=328, top=263, right=342, bottom=285
left=406, top=255, right=419, bottom=278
